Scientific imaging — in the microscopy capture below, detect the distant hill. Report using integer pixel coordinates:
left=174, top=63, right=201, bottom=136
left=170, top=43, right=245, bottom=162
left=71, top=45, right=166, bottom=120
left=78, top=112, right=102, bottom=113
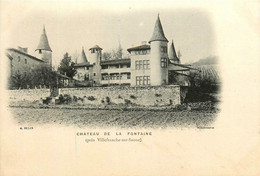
left=191, top=56, right=220, bottom=83
left=192, top=56, right=218, bottom=66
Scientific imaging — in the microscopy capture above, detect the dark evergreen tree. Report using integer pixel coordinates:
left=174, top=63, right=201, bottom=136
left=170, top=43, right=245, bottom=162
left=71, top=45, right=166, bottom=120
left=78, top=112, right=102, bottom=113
left=58, top=53, right=77, bottom=78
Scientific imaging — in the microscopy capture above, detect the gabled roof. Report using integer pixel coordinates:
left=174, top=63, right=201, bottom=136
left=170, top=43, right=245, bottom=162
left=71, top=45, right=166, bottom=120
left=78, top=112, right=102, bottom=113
left=169, top=40, right=180, bottom=63
left=89, top=45, right=102, bottom=50
left=149, top=14, right=168, bottom=43
left=77, top=47, right=88, bottom=64
left=35, top=26, right=52, bottom=52
left=127, top=44, right=150, bottom=52
left=7, top=48, right=44, bottom=63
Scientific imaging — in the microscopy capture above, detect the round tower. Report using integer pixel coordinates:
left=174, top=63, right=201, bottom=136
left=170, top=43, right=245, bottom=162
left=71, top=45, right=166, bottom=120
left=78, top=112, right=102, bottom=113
left=35, top=25, right=52, bottom=67
left=88, top=45, right=102, bottom=65
left=89, top=45, right=102, bottom=86
left=149, top=14, right=169, bottom=86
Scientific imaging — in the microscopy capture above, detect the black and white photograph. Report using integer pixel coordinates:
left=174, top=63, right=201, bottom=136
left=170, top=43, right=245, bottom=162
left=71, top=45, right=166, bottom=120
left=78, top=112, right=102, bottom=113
left=0, top=1, right=259, bottom=175
left=6, top=5, right=220, bottom=129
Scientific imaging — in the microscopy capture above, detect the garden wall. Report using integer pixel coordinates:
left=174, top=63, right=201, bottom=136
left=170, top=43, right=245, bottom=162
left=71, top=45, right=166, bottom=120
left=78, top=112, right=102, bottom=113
left=59, top=85, right=181, bottom=106
left=9, top=89, right=50, bottom=102
left=8, top=85, right=183, bottom=106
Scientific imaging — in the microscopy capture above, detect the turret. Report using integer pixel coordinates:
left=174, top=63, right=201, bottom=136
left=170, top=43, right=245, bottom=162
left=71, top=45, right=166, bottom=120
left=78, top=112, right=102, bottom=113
left=149, top=14, right=169, bottom=86
left=35, top=25, right=52, bottom=67
left=76, top=47, right=88, bottom=64
left=88, top=45, right=102, bottom=64
left=89, top=45, right=102, bottom=86
left=169, top=40, right=180, bottom=64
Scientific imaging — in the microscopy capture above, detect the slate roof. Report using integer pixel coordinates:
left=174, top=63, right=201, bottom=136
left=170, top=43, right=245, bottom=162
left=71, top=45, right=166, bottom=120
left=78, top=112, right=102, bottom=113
left=35, top=26, right=52, bottom=52
left=7, top=48, right=44, bottom=63
left=77, top=47, right=88, bottom=64
left=169, top=40, right=180, bottom=63
left=127, top=44, right=150, bottom=52
left=100, top=58, right=131, bottom=66
left=149, top=15, right=168, bottom=43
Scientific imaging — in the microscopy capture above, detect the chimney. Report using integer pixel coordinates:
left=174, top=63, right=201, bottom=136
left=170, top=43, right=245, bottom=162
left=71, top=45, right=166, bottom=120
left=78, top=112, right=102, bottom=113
left=18, top=46, right=28, bottom=53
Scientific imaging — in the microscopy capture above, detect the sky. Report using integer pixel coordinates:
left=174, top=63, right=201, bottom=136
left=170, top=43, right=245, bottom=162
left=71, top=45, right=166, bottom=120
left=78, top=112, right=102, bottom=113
left=4, top=1, right=217, bottom=67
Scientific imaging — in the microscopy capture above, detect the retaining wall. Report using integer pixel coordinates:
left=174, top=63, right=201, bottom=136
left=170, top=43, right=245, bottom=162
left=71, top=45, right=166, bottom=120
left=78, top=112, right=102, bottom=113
left=8, top=85, right=182, bottom=106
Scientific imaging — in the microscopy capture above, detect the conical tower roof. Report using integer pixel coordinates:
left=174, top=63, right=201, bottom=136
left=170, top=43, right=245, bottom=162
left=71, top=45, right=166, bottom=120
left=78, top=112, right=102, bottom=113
left=169, top=40, right=180, bottom=63
left=149, top=14, right=168, bottom=43
left=77, top=47, right=88, bottom=63
left=35, top=25, right=52, bottom=52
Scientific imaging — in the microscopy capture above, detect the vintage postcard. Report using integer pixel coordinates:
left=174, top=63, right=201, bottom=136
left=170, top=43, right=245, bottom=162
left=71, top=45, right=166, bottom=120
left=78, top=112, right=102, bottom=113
left=0, top=0, right=259, bottom=175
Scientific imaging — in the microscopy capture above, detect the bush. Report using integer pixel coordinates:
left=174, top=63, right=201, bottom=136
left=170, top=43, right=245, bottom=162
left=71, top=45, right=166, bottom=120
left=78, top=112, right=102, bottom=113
left=130, top=95, right=136, bottom=99
left=87, top=96, right=96, bottom=101
left=105, top=97, right=110, bottom=104
left=155, top=93, right=162, bottom=97
left=124, top=99, right=132, bottom=105
left=73, top=96, right=78, bottom=102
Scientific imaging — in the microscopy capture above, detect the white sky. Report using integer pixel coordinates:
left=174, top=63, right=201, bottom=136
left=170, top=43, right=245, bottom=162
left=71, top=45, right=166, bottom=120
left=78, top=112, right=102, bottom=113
left=3, top=1, right=217, bottom=67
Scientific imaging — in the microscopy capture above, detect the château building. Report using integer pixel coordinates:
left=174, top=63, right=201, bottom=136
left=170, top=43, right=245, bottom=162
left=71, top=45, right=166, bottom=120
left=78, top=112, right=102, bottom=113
left=73, top=14, right=193, bottom=87
left=6, top=14, right=193, bottom=88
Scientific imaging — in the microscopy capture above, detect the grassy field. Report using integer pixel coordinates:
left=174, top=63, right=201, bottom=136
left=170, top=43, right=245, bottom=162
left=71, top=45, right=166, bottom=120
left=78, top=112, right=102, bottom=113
left=10, top=107, right=217, bottom=129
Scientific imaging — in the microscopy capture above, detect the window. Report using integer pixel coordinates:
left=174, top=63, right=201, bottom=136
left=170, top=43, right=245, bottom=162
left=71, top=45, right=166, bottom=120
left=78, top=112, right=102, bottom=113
left=18, top=56, right=20, bottom=62
left=134, top=50, right=150, bottom=55
left=25, top=59, right=27, bottom=64
left=143, top=60, right=150, bottom=69
left=136, top=76, right=150, bottom=85
left=93, top=73, right=96, bottom=76
left=136, top=60, right=150, bottom=70
left=127, top=73, right=131, bottom=79
left=136, top=76, right=143, bottom=85
left=161, top=58, right=167, bottom=68
left=161, top=46, right=167, bottom=53
left=135, top=60, right=140, bottom=70
left=39, top=49, right=42, bottom=54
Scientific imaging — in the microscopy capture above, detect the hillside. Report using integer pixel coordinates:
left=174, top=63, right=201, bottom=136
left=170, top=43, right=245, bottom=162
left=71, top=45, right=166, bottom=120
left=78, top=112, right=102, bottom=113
left=192, top=56, right=218, bottom=66
left=191, top=56, right=220, bottom=83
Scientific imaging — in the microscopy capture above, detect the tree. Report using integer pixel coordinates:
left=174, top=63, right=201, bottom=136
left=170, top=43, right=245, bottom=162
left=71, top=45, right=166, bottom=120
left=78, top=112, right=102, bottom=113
left=58, top=53, right=77, bottom=78
left=102, top=43, right=124, bottom=60
left=31, top=65, right=58, bottom=88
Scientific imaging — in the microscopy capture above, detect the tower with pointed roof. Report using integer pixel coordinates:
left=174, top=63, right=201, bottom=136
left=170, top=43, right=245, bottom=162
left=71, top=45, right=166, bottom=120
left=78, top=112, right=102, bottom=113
left=149, top=14, right=169, bottom=86
left=169, top=40, right=180, bottom=64
left=76, top=47, right=88, bottom=64
left=89, top=45, right=103, bottom=86
left=35, top=25, right=52, bottom=66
